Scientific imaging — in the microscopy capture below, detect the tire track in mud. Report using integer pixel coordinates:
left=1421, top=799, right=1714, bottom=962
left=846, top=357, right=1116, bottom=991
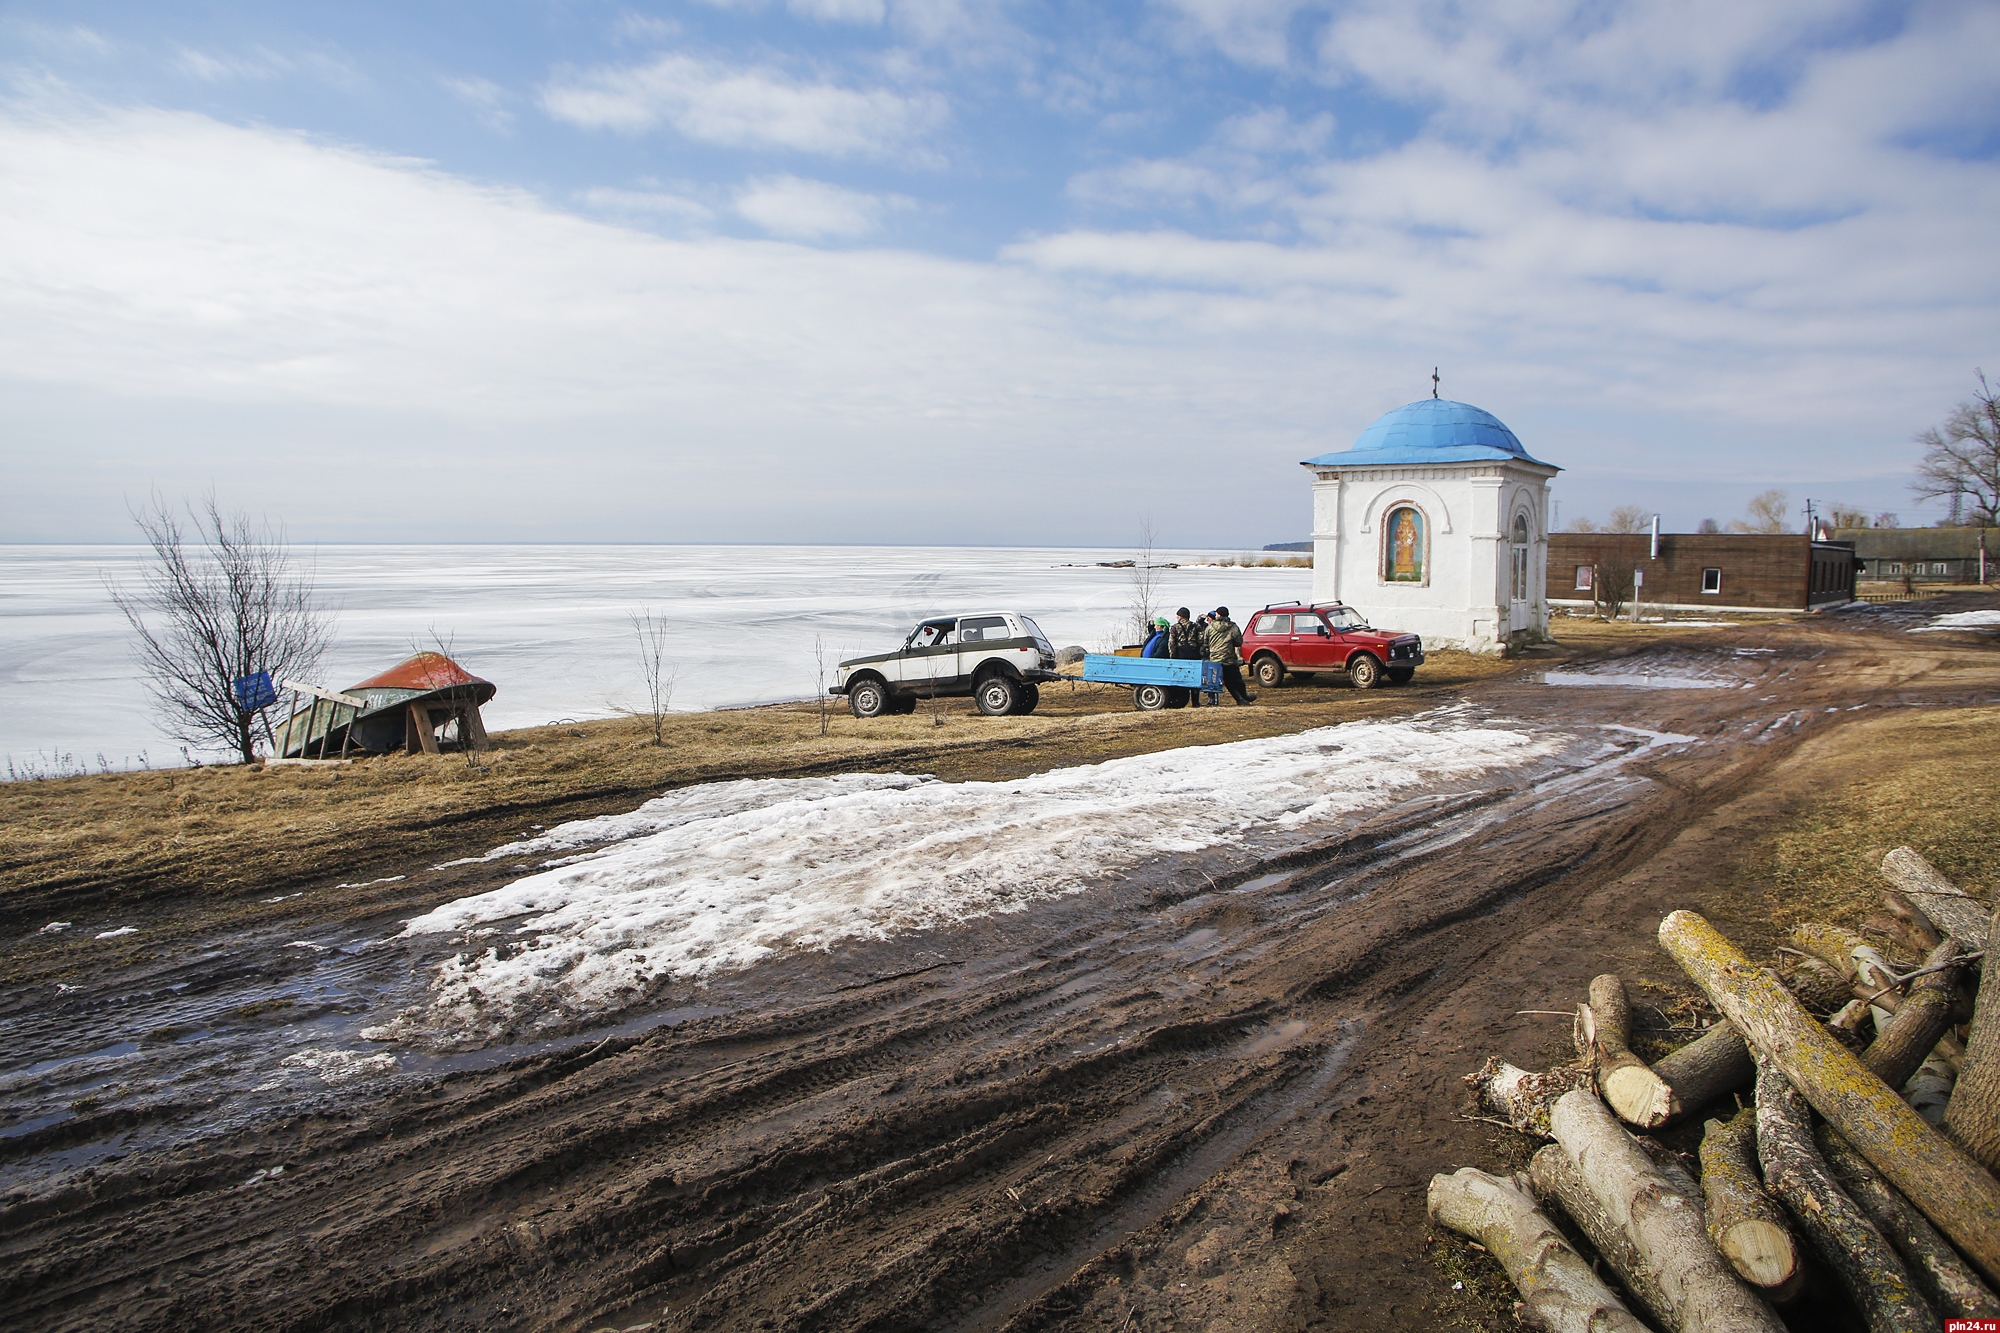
left=3, top=624, right=1991, bottom=1332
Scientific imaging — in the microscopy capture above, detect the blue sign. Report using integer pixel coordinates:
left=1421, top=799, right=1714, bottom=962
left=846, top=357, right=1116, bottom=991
left=233, top=670, right=278, bottom=712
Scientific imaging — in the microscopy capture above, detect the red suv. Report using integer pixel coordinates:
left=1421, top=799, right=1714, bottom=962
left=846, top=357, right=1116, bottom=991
left=1239, top=603, right=1424, bottom=690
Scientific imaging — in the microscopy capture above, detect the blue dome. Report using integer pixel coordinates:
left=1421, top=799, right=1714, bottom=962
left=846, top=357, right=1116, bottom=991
left=1302, top=399, right=1555, bottom=468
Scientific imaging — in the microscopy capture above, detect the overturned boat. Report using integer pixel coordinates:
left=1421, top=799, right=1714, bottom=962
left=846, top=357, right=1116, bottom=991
left=276, top=652, right=496, bottom=758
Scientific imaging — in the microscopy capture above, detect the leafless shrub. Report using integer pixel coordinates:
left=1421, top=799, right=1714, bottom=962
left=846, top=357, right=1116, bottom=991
left=108, top=493, right=331, bottom=764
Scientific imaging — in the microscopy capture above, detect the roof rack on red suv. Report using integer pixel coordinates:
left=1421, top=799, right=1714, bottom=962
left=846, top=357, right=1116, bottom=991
left=1237, top=603, right=1424, bottom=691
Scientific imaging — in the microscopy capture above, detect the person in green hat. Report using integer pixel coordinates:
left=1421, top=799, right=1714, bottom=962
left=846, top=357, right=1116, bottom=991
left=1141, top=616, right=1170, bottom=657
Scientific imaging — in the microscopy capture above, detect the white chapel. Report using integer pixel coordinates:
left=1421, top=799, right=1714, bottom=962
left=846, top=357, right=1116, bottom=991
left=1302, top=397, right=1560, bottom=654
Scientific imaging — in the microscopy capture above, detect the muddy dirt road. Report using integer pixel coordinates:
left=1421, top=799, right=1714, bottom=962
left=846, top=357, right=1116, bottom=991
left=5, top=608, right=1999, bottom=1332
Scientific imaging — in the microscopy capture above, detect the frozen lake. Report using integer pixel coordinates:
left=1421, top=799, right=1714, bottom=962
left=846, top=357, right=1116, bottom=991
left=0, top=545, right=1312, bottom=771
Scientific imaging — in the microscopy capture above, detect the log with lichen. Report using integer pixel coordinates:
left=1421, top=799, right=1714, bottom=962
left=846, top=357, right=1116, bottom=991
left=1548, top=1089, right=1785, bottom=1333
left=1428, top=1166, right=1654, bottom=1333
left=1881, top=847, right=1989, bottom=955
left=1864, top=940, right=1964, bottom=1092
left=1576, top=974, right=1681, bottom=1128
left=1465, top=1057, right=1592, bottom=1138
left=1755, top=1059, right=1935, bottom=1333
left=1944, top=897, right=2000, bottom=1170
left=1696, top=1110, right=1803, bottom=1302
left=1817, top=1123, right=2000, bottom=1321
left=1657, top=910, right=2000, bottom=1288
left=1649, top=1023, right=1754, bottom=1120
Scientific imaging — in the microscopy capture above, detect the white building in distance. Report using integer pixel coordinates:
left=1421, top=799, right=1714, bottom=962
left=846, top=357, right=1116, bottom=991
left=1302, top=398, right=1560, bottom=654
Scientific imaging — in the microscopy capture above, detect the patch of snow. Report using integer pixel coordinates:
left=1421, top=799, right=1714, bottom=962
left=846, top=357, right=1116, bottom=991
left=1910, top=609, right=2000, bottom=632
left=40, top=921, right=70, bottom=934
left=367, top=713, right=1566, bottom=1046
left=287, top=941, right=331, bottom=952
left=1540, top=671, right=1731, bottom=690
left=94, top=926, right=137, bottom=939
left=280, top=1048, right=397, bottom=1084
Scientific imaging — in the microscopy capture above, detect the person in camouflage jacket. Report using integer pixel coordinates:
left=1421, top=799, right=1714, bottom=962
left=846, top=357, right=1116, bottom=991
left=1204, top=607, right=1256, bottom=705
left=1167, top=607, right=1208, bottom=705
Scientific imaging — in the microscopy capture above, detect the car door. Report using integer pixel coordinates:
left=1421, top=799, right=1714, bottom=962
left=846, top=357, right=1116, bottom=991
left=1289, top=612, right=1340, bottom=669
left=901, top=618, right=960, bottom=694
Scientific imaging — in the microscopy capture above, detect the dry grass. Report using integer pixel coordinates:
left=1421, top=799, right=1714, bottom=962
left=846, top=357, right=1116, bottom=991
left=1737, top=703, right=2000, bottom=956
left=0, top=647, right=1521, bottom=924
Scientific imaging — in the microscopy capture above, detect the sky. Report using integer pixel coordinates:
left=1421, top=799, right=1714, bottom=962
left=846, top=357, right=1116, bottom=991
left=1, top=0, right=1996, bottom=547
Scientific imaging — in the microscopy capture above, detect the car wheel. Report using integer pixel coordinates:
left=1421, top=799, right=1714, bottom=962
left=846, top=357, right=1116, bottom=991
left=1164, top=686, right=1189, bottom=709
left=974, top=675, right=1019, bottom=716
left=1386, top=668, right=1414, bottom=685
left=848, top=678, right=891, bottom=718
left=1133, top=683, right=1169, bottom=711
left=1253, top=654, right=1285, bottom=689
left=1011, top=683, right=1040, bottom=715
left=1348, top=653, right=1384, bottom=690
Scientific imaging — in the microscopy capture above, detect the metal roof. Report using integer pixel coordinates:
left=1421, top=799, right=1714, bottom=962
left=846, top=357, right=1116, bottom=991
left=1301, top=398, right=1558, bottom=469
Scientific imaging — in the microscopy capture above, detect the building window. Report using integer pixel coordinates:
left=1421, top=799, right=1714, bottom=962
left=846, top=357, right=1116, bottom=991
left=1381, top=505, right=1427, bottom=583
left=1934, top=563, right=1950, bottom=575
left=1575, top=565, right=1594, bottom=591
left=1889, top=563, right=1904, bottom=574
left=1701, top=567, right=1722, bottom=594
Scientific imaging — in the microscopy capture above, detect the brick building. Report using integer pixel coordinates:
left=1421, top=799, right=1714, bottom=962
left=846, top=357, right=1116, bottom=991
left=1548, top=533, right=1856, bottom=614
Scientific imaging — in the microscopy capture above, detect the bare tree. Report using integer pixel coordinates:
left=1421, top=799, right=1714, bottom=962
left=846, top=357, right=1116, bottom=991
left=1565, top=515, right=1600, bottom=533
left=1913, top=373, right=2000, bottom=526
left=814, top=634, right=830, bottom=738
left=1826, top=505, right=1870, bottom=531
left=109, top=493, right=332, bottom=764
left=1728, top=489, right=1791, bottom=534
left=631, top=610, right=676, bottom=746
left=1129, top=516, right=1161, bottom=643
left=1606, top=505, right=1651, bottom=534
left=1873, top=511, right=1901, bottom=528
left=1595, top=566, right=1634, bottom=621
left=1697, top=517, right=1721, bottom=534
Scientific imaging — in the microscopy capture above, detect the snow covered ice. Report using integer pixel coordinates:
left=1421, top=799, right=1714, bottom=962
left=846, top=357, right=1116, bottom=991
left=369, top=711, right=1568, bottom=1047
left=1910, top=608, right=2000, bottom=632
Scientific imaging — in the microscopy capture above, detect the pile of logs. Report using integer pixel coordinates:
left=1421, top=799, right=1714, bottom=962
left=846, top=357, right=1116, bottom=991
left=1430, top=847, right=2000, bottom=1332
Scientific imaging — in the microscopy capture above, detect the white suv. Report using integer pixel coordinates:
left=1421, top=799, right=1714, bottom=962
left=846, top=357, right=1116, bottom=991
left=833, top=612, right=1060, bottom=718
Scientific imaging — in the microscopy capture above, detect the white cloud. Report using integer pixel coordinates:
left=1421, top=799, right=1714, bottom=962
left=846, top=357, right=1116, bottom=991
left=174, top=46, right=286, bottom=82
left=580, top=185, right=716, bottom=222
left=1153, top=0, right=1315, bottom=68
left=539, top=52, right=945, bottom=158
left=733, top=173, right=905, bottom=238
left=441, top=75, right=514, bottom=132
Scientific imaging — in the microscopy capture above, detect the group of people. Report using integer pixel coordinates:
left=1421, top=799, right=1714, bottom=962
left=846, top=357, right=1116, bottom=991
left=1139, top=605, right=1258, bottom=706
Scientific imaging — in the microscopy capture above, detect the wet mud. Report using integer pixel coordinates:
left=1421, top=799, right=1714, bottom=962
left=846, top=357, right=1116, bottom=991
left=5, top=607, right=2000, bottom=1331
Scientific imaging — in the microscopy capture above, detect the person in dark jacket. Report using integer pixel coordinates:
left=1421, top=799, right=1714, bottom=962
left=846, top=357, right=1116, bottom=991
left=1167, top=607, right=1206, bottom=704
left=1142, top=617, right=1170, bottom=657
left=1204, top=606, right=1256, bottom=705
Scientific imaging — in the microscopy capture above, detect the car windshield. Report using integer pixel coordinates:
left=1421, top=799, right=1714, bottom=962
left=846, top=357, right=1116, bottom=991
left=1324, top=605, right=1369, bottom=630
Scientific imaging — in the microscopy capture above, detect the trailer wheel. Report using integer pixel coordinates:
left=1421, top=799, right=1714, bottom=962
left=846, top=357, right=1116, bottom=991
left=974, top=675, right=1020, bottom=716
left=1252, top=654, right=1286, bottom=689
left=1134, top=684, right=1169, bottom=711
left=1348, top=653, right=1384, bottom=690
left=848, top=678, right=891, bottom=718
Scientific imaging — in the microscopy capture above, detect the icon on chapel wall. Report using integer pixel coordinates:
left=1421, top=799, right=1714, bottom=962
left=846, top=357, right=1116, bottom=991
left=1385, top=506, right=1426, bottom=582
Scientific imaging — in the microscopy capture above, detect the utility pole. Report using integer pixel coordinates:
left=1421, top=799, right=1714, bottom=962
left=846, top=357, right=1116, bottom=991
left=1803, top=498, right=1817, bottom=540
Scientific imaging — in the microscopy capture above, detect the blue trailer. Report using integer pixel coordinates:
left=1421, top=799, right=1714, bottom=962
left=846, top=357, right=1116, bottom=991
left=1074, top=654, right=1222, bottom=710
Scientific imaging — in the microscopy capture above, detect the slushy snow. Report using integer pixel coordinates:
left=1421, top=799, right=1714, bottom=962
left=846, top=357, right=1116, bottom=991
left=1911, top=609, right=2000, bottom=632
left=368, top=713, right=1567, bottom=1047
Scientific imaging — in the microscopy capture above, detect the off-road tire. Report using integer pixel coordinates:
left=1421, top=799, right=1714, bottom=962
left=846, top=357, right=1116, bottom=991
left=1252, top=654, right=1286, bottom=689
left=1010, top=683, right=1040, bottom=716
left=1386, top=668, right=1414, bottom=685
left=974, top=675, right=1020, bottom=717
left=848, top=678, right=891, bottom=718
left=1348, top=653, right=1384, bottom=690
left=1133, top=683, right=1169, bottom=711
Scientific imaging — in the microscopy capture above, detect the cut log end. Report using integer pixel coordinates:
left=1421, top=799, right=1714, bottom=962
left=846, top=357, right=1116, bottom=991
left=1715, top=1218, right=1797, bottom=1289
left=1600, top=1064, right=1681, bottom=1129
